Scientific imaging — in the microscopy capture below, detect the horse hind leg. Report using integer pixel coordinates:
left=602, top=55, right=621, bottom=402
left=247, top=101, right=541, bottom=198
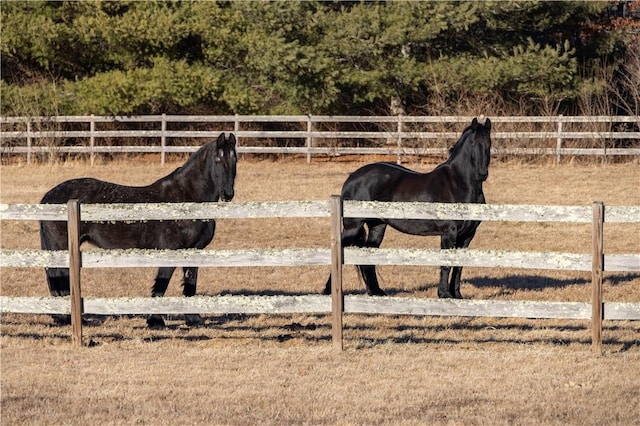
left=45, top=267, right=72, bottom=325
left=147, top=266, right=176, bottom=329
left=448, top=233, right=477, bottom=299
left=45, top=267, right=70, bottom=296
left=182, top=267, right=204, bottom=327
left=41, top=223, right=73, bottom=324
left=359, top=222, right=387, bottom=296
left=322, top=220, right=367, bottom=295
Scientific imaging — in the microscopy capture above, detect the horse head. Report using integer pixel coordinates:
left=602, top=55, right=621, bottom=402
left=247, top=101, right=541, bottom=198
left=213, top=133, right=238, bottom=202
left=450, top=117, right=492, bottom=182
left=471, top=117, right=492, bottom=181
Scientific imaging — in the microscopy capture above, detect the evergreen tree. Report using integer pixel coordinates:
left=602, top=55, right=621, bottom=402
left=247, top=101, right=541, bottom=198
left=1, top=1, right=635, bottom=116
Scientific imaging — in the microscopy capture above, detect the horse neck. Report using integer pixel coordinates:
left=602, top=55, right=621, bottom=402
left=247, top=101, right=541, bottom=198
left=445, top=138, right=484, bottom=197
left=156, top=149, right=216, bottom=201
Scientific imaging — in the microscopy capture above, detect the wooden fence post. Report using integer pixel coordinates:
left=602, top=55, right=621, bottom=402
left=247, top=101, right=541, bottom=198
left=161, top=114, right=167, bottom=165
left=591, top=201, right=604, bottom=354
left=556, top=114, right=563, bottom=164
left=234, top=115, right=241, bottom=159
left=306, top=115, right=312, bottom=164
left=67, top=199, right=83, bottom=348
left=396, top=115, right=403, bottom=164
left=26, top=119, right=32, bottom=164
left=330, top=195, right=344, bottom=351
left=90, top=115, right=95, bottom=166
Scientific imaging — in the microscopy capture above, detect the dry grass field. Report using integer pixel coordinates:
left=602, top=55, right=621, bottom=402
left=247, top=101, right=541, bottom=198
left=1, top=154, right=639, bottom=425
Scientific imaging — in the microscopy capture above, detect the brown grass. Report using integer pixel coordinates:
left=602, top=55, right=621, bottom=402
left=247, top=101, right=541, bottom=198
left=1, top=156, right=639, bottom=425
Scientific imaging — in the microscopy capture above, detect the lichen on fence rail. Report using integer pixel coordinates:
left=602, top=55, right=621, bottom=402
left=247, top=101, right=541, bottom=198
left=3, top=201, right=638, bottom=223
left=0, top=295, right=331, bottom=315
left=1, top=199, right=639, bottom=349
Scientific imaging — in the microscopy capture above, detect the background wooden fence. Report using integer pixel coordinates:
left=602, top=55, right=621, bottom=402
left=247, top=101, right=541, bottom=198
left=1, top=198, right=639, bottom=352
left=1, top=115, right=639, bottom=164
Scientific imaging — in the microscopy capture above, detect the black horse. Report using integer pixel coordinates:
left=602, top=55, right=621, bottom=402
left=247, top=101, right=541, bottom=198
left=40, top=133, right=238, bottom=328
left=324, top=117, right=492, bottom=299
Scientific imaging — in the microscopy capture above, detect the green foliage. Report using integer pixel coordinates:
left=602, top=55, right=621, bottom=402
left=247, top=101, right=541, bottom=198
left=67, top=58, right=224, bottom=115
left=0, top=1, right=632, bottom=116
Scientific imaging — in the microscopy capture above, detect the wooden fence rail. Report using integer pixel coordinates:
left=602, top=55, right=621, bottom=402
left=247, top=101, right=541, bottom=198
left=1, top=199, right=639, bottom=351
left=1, top=115, right=638, bottom=164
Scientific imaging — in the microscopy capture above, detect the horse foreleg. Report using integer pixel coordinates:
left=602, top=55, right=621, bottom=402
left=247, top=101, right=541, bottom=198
left=437, top=266, right=453, bottom=298
left=182, top=267, right=204, bottom=327
left=449, top=267, right=464, bottom=299
left=448, top=232, right=478, bottom=299
left=437, top=228, right=456, bottom=298
left=147, top=266, right=176, bottom=329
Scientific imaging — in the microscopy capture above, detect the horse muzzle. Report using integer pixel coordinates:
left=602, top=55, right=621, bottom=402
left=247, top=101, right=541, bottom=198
left=220, top=192, right=234, bottom=202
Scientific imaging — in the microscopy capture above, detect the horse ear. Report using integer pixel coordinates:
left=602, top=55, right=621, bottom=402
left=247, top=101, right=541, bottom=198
left=228, top=133, right=237, bottom=148
left=214, top=133, right=226, bottom=158
left=216, top=132, right=226, bottom=149
left=471, top=117, right=479, bottom=130
left=484, top=118, right=491, bottom=131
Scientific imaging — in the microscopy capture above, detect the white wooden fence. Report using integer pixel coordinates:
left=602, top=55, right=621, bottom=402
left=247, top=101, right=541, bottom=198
left=1, top=115, right=638, bottom=164
left=1, top=198, right=639, bottom=352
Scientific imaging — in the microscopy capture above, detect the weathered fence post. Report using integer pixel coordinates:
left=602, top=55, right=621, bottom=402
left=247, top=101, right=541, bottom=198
left=26, top=119, right=32, bottom=164
left=591, top=201, right=604, bottom=354
left=330, top=195, right=344, bottom=351
left=306, top=115, right=313, bottom=164
left=67, top=199, right=83, bottom=348
left=556, top=114, right=563, bottom=164
left=234, top=114, right=240, bottom=145
left=89, top=114, right=95, bottom=166
left=396, top=115, right=403, bottom=164
left=161, top=114, right=167, bottom=165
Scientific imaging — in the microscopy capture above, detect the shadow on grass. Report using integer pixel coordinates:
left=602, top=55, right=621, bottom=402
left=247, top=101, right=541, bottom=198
left=3, top=311, right=638, bottom=354
left=466, top=275, right=588, bottom=291
left=347, top=329, right=640, bottom=353
left=464, top=272, right=639, bottom=291
left=2, top=273, right=638, bottom=352
left=216, top=289, right=314, bottom=297
left=351, top=273, right=640, bottom=296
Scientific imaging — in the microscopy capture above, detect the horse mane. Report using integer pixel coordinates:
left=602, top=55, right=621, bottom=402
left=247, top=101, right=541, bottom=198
left=446, top=120, right=489, bottom=162
left=162, top=142, right=215, bottom=182
left=378, top=162, right=422, bottom=175
left=185, top=142, right=216, bottom=168
left=446, top=126, right=473, bottom=162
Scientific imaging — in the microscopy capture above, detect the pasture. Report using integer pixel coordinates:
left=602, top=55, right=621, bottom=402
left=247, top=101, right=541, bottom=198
left=1, top=155, right=639, bottom=425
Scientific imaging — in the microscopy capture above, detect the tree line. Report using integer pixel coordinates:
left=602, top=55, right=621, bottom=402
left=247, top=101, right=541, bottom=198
left=1, top=1, right=639, bottom=117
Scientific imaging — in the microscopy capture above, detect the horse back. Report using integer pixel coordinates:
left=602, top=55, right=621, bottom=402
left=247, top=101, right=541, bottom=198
left=40, top=177, right=172, bottom=204
left=342, top=162, right=484, bottom=204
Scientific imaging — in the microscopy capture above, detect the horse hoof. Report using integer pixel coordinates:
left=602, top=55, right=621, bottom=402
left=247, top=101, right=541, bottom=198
left=147, top=316, right=166, bottom=329
left=185, top=314, right=204, bottom=327
left=438, top=291, right=454, bottom=299
left=368, top=289, right=386, bottom=296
